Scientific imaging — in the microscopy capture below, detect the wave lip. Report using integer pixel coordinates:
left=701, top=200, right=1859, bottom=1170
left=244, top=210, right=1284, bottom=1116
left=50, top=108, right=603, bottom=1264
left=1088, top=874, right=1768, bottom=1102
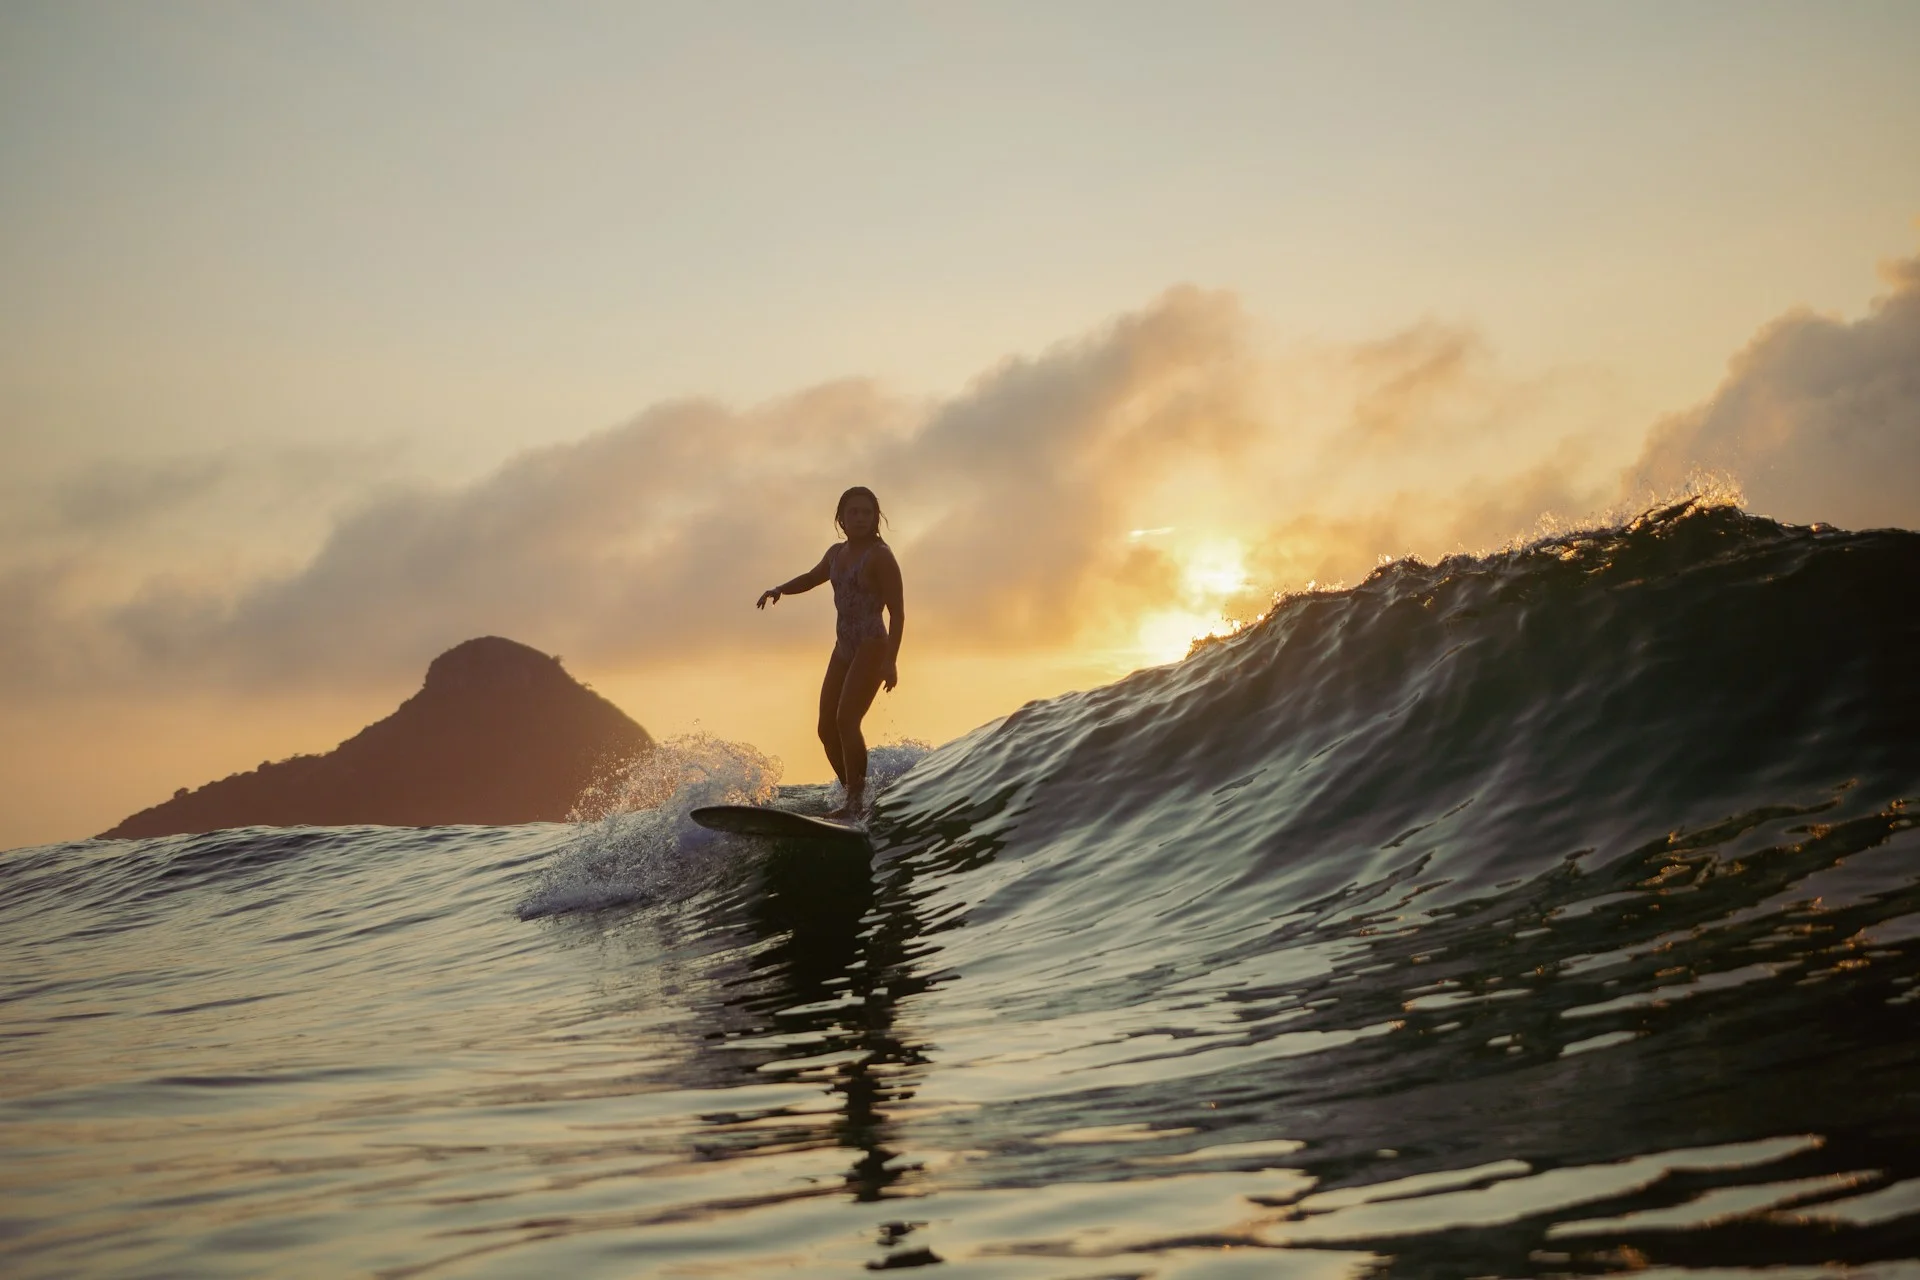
left=880, top=502, right=1920, bottom=924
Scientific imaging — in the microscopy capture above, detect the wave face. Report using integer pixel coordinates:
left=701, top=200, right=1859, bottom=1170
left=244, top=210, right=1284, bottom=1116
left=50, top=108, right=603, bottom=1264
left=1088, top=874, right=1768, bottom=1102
left=4, top=503, right=1919, bottom=1277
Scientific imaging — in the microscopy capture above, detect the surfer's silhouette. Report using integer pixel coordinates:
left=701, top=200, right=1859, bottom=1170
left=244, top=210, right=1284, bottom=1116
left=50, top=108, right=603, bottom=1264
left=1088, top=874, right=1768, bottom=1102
left=756, top=487, right=903, bottom=817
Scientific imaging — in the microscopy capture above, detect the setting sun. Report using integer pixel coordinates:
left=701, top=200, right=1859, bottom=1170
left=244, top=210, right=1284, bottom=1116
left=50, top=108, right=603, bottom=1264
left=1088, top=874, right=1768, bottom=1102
left=1179, top=540, right=1252, bottom=599
left=1128, top=537, right=1253, bottom=664
left=1132, top=608, right=1230, bottom=665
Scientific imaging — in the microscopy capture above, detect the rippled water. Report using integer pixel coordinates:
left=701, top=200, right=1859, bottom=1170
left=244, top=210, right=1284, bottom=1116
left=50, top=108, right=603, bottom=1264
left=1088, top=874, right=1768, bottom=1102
left=4, top=503, right=1919, bottom=1277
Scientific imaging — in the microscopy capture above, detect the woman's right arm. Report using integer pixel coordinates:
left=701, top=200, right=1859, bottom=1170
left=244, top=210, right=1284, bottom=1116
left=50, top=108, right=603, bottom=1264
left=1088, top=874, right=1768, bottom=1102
left=757, top=548, right=833, bottom=609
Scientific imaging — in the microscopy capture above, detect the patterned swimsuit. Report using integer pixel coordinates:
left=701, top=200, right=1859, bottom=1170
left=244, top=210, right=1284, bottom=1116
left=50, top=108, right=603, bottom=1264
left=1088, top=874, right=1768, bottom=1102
left=830, top=540, right=889, bottom=663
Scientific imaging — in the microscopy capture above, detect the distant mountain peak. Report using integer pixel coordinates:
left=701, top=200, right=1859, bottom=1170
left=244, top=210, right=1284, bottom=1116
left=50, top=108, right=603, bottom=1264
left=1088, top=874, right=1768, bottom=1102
left=100, top=638, right=650, bottom=839
left=422, top=635, right=569, bottom=693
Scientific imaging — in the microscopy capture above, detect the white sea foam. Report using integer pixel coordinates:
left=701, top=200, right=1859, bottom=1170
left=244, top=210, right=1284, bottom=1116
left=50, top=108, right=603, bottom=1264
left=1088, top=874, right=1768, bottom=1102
left=516, top=734, right=781, bottom=918
left=866, top=737, right=933, bottom=791
left=519, top=734, right=934, bottom=916
left=815, top=737, right=933, bottom=816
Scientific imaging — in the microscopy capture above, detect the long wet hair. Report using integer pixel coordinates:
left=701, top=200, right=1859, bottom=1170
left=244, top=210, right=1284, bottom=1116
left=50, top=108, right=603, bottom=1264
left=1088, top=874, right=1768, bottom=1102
left=834, top=486, right=888, bottom=538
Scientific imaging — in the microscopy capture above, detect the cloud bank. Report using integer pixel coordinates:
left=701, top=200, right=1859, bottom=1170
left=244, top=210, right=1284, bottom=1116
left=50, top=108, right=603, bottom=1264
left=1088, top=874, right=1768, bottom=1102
left=7, top=251, right=1916, bottom=698
left=6, top=288, right=1280, bottom=692
left=1628, top=251, right=1920, bottom=530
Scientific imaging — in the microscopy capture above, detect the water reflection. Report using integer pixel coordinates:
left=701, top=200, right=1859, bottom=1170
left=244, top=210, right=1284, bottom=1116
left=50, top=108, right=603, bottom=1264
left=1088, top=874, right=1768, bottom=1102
left=691, top=832, right=937, bottom=1206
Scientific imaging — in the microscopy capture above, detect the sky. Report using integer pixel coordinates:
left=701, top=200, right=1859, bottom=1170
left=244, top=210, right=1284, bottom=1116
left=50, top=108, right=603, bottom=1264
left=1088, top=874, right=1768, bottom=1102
left=3, top=1, right=1918, bottom=849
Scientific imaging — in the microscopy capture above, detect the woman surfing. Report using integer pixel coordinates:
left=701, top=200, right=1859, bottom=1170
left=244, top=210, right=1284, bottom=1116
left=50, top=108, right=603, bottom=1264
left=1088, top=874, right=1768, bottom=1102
left=756, top=487, right=904, bottom=817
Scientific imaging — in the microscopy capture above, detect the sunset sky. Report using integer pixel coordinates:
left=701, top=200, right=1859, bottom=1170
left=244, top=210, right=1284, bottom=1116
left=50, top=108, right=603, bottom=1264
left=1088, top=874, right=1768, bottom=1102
left=5, top=2, right=1919, bottom=848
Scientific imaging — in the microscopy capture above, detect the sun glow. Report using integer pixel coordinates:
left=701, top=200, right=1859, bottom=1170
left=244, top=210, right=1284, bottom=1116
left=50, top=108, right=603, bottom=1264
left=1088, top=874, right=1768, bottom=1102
left=1130, top=537, right=1254, bottom=665
left=1180, top=542, right=1251, bottom=598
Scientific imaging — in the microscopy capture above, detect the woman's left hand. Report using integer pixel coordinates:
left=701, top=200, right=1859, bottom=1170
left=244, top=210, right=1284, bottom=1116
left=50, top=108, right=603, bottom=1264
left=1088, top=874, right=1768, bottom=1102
left=883, top=661, right=899, bottom=692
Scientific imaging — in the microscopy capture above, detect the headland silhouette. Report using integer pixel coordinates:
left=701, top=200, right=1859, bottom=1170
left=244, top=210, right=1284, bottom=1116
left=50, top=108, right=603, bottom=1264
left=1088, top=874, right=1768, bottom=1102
left=100, top=637, right=650, bottom=838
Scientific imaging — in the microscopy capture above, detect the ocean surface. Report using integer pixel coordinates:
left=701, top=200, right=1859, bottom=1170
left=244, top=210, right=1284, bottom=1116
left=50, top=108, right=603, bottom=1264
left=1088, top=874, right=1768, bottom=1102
left=5, top=501, right=1920, bottom=1278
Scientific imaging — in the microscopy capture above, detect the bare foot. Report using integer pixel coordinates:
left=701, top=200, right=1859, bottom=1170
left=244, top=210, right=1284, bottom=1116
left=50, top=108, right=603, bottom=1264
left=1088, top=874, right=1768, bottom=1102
left=826, top=794, right=864, bottom=821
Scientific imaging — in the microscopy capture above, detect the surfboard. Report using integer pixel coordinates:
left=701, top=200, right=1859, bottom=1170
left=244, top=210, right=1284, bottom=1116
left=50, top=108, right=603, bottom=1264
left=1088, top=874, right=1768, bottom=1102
left=689, top=805, right=869, bottom=843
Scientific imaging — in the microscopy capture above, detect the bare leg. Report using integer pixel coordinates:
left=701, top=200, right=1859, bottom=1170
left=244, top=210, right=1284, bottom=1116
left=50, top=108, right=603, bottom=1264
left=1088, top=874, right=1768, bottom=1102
left=831, top=638, right=889, bottom=815
left=817, top=650, right=852, bottom=787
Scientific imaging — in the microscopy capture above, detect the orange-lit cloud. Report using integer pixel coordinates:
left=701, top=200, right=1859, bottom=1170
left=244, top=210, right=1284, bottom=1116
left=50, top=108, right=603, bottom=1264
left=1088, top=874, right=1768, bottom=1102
left=1, top=288, right=1273, bottom=694
left=6, top=255, right=1915, bottom=719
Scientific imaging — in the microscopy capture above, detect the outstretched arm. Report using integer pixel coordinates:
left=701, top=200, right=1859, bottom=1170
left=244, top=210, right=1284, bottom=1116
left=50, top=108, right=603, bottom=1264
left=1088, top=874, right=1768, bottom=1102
left=757, top=548, right=833, bottom=609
